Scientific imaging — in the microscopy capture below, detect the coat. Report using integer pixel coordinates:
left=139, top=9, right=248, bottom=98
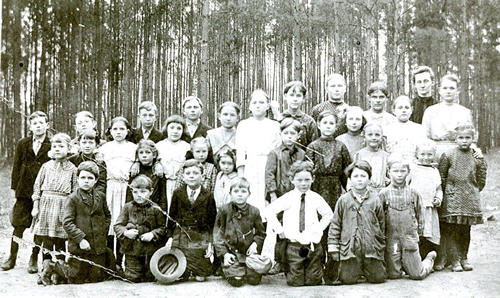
left=130, top=127, right=164, bottom=144
left=180, top=122, right=212, bottom=143
left=11, top=136, right=51, bottom=198
left=63, top=188, right=111, bottom=255
left=265, top=144, right=305, bottom=199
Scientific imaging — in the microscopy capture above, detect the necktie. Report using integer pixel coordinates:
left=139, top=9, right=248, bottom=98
left=189, top=188, right=197, bottom=204
left=299, top=193, right=306, bottom=232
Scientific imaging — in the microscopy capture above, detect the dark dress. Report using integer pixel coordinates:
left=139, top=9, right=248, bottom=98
left=68, top=153, right=107, bottom=194
left=126, top=164, right=167, bottom=213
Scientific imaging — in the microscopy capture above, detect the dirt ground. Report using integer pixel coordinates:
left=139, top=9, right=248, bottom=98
left=0, top=149, right=499, bottom=298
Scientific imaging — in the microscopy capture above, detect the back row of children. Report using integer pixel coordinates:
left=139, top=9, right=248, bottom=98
left=2, top=71, right=487, bottom=287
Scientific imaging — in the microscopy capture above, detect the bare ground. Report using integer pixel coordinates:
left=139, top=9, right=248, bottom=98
left=1, top=149, right=499, bottom=298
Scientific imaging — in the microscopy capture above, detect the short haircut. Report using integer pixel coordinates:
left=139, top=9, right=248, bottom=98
left=218, top=101, right=241, bottom=115
left=345, top=160, right=372, bottom=179
left=367, top=81, right=389, bottom=97
left=288, top=160, right=314, bottom=178
left=387, top=154, right=410, bottom=171
left=440, top=74, right=459, bottom=86
left=182, top=159, right=204, bottom=174
left=392, top=95, right=413, bottom=109
left=51, top=133, right=71, bottom=146
left=411, top=66, right=435, bottom=84
left=78, top=129, right=100, bottom=144
left=280, top=118, right=302, bottom=133
left=75, top=111, right=94, bottom=120
left=317, top=110, right=338, bottom=124
left=215, top=148, right=237, bottom=169
left=138, top=101, right=158, bottom=114
left=250, top=89, right=270, bottom=103
left=130, top=174, right=153, bottom=190
left=190, top=137, right=209, bottom=149
left=162, top=114, right=186, bottom=136
left=283, top=81, right=307, bottom=97
left=136, top=139, right=158, bottom=159
left=29, top=111, right=48, bottom=123
left=77, top=161, right=99, bottom=178
left=455, top=122, right=476, bottom=136
left=363, top=122, right=384, bottom=134
left=182, top=96, right=203, bottom=109
left=229, top=177, right=251, bottom=193
left=325, top=73, right=346, bottom=86
left=415, top=140, right=437, bottom=155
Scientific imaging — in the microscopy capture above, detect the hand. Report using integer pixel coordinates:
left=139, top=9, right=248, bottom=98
left=246, top=242, right=258, bottom=256
left=94, top=152, right=105, bottom=162
left=129, top=162, right=140, bottom=176
left=270, top=192, right=278, bottom=202
left=165, top=238, right=173, bottom=251
left=79, top=239, right=91, bottom=251
left=272, top=224, right=284, bottom=235
left=269, top=100, right=281, bottom=116
left=470, top=144, right=483, bottom=159
left=336, top=105, right=348, bottom=120
left=124, top=229, right=139, bottom=239
left=432, top=197, right=441, bottom=207
left=223, top=253, right=236, bottom=266
left=330, top=252, right=340, bottom=262
left=140, top=232, right=154, bottom=242
left=153, top=162, right=164, bottom=177
left=31, top=206, right=39, bottom=219
left=204, top=243, right=214, bottom=259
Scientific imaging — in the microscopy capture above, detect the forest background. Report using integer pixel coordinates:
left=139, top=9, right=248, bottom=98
left=1, top=0, right=499, bottom=161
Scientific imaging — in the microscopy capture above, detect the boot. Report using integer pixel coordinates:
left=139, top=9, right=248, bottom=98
left=460, top=259, right=473, bottom=271
left=1, top=255, right=16, bottom=271
left=28, top=252, right=38, bottom=274
left=451, top=260, right=463, bottom=272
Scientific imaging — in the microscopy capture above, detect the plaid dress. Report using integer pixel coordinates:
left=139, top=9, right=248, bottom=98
left=32, top=160, right=77, bottom=238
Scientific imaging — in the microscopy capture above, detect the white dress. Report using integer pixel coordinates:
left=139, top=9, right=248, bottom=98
left=385, top=121, right=428, bottom=162
left=363, top=110, right=397, bottom=135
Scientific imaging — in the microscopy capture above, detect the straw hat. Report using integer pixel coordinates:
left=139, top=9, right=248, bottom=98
left=150, top=246, right=187, bottom=284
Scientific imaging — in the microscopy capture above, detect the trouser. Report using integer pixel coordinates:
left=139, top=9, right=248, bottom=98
left=419, top=237, right=439, bottom=260
left=442, top=222, right=471, bottom=262
left=34, top=236, right=65, bottom=261
left=9, top=227, right=40, bottom=259
left=222, top=262, right=262, bottom=286
left=339, top=257, right=386, bottom=284
left=124, top=254, right=155, bottom=282
left=386, top=237, right=434, bottom=280
left=285, top=242, right=323, bottom=287
left=53, top=252, right=109, bottom=284
left=436, top=222, right=449, bottom=265
left=180, top=247, right=213, bottom=278
left=107, top=235, right=123, bottom=268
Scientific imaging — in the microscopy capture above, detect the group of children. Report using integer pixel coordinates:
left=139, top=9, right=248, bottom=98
left=1, top=71, right=488, bottom=288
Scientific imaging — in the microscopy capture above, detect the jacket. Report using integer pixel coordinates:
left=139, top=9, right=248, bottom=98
left=130, top=127, right=164, bottom=144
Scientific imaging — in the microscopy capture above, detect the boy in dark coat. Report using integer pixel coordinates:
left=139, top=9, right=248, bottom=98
left=130, top=101, right=164, bottom=144
left=1, top=111, right=51, bottom=273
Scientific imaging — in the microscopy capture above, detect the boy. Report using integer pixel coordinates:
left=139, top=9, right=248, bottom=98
left=213, top=177, right=267, bottom=287
left=1, top=111, right=51, bottom=273
left=410, top=66, right=437, bottom=124
left=266, top=161, right=333, bottom=287
left=379, top=157, right=436, bottom=280
left=363, top=81, right=397, bottom=135
left=167, top=159, right=217, bottom=281
left=70, top=111, right=98, bottom=154
left=131, top=101, right=164, bottom=143
left=181, top=96, right=212, bottom=143
left=114, top=175, right=166, bottom=282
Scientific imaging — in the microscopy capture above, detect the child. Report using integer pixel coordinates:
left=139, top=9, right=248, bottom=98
left=266, top=161, right=333, bottom=287
left=213, top=177, right=267, bottom=287
left=385, top=96, right=428, bottom=162
left=41, top=161, right=114, bottom=285
left=175, top=137, right=217, bottom=194
left=213, top=148, right=238, bottom=212
left=336, top=106, right=366, bottom=160
left=2, top=111, right=51, bottom=272
left=311, top=73, right=350, bottom=128
left=235, top=89, right=281, bottom=216
left=167, top=160, right=217, bottom=281
left=69, top=129, right=107, bottom=194
left=156, top=115, right=191, bottom=212
left=97, top=116, right=137, bottom=268
left=437, top=123, right=487, bottom=272
left=131, top=101, right=164, bottom=143
left=126, top=140, right=167, bottom=213
left=70, top=111, right=98, bottom=154
left=181, top=96, right=212, bottom=143
left=363, top=81, right=397, bottom=134
left=409, top=141, right=442, bottom=259
left=354, top=122, right=389, bottom=193
left=31, top=133, right=78, bottom=263
left=379, top=157, right=436, bottom=280
left=206, top=101, right=240, bottom=161
left=327, top=160, right=386, bottom=284
left=114, top=175, right=166, bottom=282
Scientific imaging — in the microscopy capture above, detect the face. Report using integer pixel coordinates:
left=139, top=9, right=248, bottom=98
left=284, top=88, right=304, bottom=110
left=138, top=148, right=154, bottom=166
left=75, top=115, right=95, bottom=134
left=326, top=78, right=346, bottom=102
left=456, top=131, right=474, bottom=150
left=364, top=125, right=383, bottom=150
left=249, top=93, right=269, bottom=117
left=29, top=116, right=49, bottom=137
left=218, top=105, right=238, bottom=129
left=345, top=110, right=363, bottom=133
left=110, top=121, right=128, bottom=142
left=139, top=109, right=157, bottom=129
left=77, top=170, right=97, bottom=191
left=389, top=162, right=409, bottom=186
left=183, top=99, right=202, bottom=121
left=219, top=155, right=235, bottom=174
left=79, top=138, right=97, bottom=155
left=393, top=99, right=413, bottom=123
left=231, top=186, right=250, bottom=206
left=192, top=144, right=208, bottom=162
left=51, top=141, right=69, bottom=160
left=369, top=90, right=388, bottom=113
left=183, top=166, right=202, bottom=188
left=167, top=123, right=183, bottom=142
left=318, top=115, right=337, bottom=137
left=281, top=126, right=299, bottom=147
left=350, top=168, right=370, bottom=191
left=291, top=170, right=314, bottom=193
left=416, top=147, right=435, bottom=165
left=439, top=78, right=458, bottom=103
left=414, top=72, right=433, bottom=97
left=131, top=187, right=152, bottom=204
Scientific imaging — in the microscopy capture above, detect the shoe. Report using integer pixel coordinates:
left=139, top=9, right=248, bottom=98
left=267, top=262, right=281, bottom=275
left=28, top=253, right=38, bottom=274
left=426, top=251, right=438, bottom=262
left=194, top=275, right=206, bottom=282
left=1, top=256, right=16, bottom=271
left=40, top=260, right=54, bottom=285
left=434, top=257, right=446, bottom=271
left=451, top=260, right=463, bottom=272
left=460, top=259, right=473, bottom=271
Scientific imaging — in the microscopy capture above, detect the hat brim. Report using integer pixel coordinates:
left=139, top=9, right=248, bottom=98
left=150, top=247, right=187, bottom=284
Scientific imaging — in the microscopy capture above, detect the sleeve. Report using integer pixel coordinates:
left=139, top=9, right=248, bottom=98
left=375, top=196, right=386, bottom=244
left=307, top=119, right=319, bottom=146
left=327, top=198, right=343, bottom=253
left=414, top=191, right=424, bottom=236
left=166, top=191, right=179, bottom=238
left=103, top=194, right=111, bottom=231
left=235, top=122, right=247, bottom=168
left=71, top=168, right=78, bottom=193
left=434, top=171, right=443, bottom=205
left=158, top=177, right=168, bottom=213
left=340, top=143, right=352, bottom=189
left=31, top=163, right=46, bottom=201
left=438, top=153, right=451, bottom=193
left=150, top=208, right=166, bottom=241
left=207, top=165, right=217, bottom=193
left=95, top=161, right=107, bottom=194
left=422, top=109, right=432, bottom=139
left=213, top=210, right=229, bottom=258
left=206, top=193, right=217, bottom=233
left=264, top=151, right=278, bottom=197
left=476, top=157, right=487, bottom=192
left=264, top=195, right=289, bottom=234
left=305, top=143, right=318, bottom=173
left=10, top=140, right=23, bottom=190
left=113, top=205, right=130, bottom=239
left=174, top=168, right=184, bottom=190
left=270, top=122, right=282, bottom=151
left=62, top=195, right=86, bottom=244
left=253, top=209, right=266, bottom=253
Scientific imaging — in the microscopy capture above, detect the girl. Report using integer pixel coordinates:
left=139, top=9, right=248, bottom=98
left=336, top=106, right=366, bottom=160
left=385, top=96, right=428, bottom=162
left=354, top=122, right=389, bottom=193
left=156, top=115, right=191, bottom=212
left=70, top=111, right=99, bottom=155
left=31, top=133, right=77, bottom=264
left=126, top=140, right=167, bottom=213
left=206, top=101, right=240, bottom=161
left=235, top=89, right=281, bottom=217
left=213, top=148, right=238, bottom=212
left=97, top=116, right=137, bottom=269
left=437, top=123, right=487, bottom=272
